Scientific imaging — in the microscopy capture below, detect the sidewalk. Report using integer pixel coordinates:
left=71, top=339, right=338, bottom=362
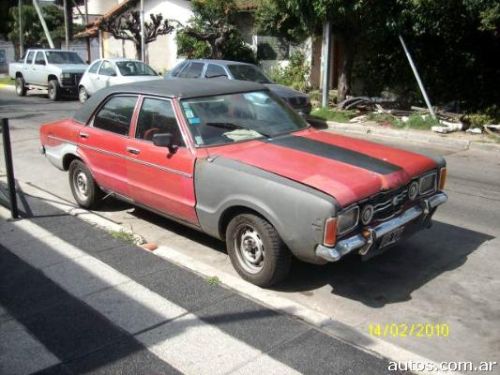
left=0, top=184, right=400, bottom=375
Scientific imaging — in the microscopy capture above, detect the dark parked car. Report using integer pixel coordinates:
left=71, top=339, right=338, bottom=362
left=166, top=59, right=311, bottom=115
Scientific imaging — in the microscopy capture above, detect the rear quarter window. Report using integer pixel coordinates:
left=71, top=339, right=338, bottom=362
left=93, top=96, right=137, bottom=136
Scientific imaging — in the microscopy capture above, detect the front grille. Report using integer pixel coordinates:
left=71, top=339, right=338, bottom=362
left=62, top=73, right=83, bottom=87
left=364, top=185, right=409, bottom=222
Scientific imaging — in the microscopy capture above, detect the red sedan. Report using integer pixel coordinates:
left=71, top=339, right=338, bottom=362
left=40, top=79, right=447, bottom=286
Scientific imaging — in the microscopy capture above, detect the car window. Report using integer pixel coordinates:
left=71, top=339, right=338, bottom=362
left=205, top=64, right=227, bottom=78
left=169, top=61, right=186, bottom=77
left=115, top=61, right=157, bottom=76
left=93, top=96, right=137, bottom=136
left=34, top=52, right=45, bottom=65
left=88, top=60, right=101, bottom=73
left=178, top=62, right=204, bottom=78
left=136, top=98, right=184, bottom=145
left=99, top=61, right=116, bottom=76
left=26, top=51, right=35, bottom=64
left=45, top=51, right=85, bottom=64
left=227, top=64, right=271, bottom=84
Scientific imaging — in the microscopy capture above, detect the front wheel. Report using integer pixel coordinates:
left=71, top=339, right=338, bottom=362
left=226, top=213, right=291, bottom=287
left=69, top=159, right=102, bottom=209
left=79, top=86, right=89, bottom=103
left=15, top=76, right=26, bottom=96
left=48, top=79, right=61, bottom=101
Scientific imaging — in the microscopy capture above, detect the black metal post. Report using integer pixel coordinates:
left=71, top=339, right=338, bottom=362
left=1, top=118, right=19, bottom=219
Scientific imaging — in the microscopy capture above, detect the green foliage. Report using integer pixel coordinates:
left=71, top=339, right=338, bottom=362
left=0, top=77, right=14, bottom=86
left=395, top=114, right=439, bottom=130
left=268, top=51, right=310, bottom=92
left=8, top=5, right=67, bottom=51
left=310, top=108, right=356, bottom=123
left=176, top=0, right=256, bottom=63
left=206, top=276, right=220, bottom=286
left=109, top=230, right=136, bottom=244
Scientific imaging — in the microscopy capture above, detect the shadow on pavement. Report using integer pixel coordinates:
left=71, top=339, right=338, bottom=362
left=275, top=221, right=493, bottom=307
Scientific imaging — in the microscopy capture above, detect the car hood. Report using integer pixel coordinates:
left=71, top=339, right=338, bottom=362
left=264, top=83, right=307, bottom=99
left=211, top=129, right=438, bottom=207
left=59, top=64, right=89, bottom=73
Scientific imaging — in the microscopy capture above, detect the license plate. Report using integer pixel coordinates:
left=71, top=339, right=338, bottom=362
left=379, top=226, right=405, bottom=249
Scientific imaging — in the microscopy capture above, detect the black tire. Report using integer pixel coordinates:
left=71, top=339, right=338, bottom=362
left=68, top=159, right=102, bottom=209
left=48, top=79, right=61, bottom=101
left=226, top=213, right=291, bottom=287
left=79, top=86, right=89, bottom=103
left=15, top=76, right=26, bottom=96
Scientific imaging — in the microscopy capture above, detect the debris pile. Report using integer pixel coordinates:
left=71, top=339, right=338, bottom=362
left=337, top=97, right=500, bottom=138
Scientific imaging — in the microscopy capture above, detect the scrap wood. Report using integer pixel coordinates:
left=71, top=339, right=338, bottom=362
left=432, top=119, right=463, bottom=134
left=484, top=124, right=500, bottom=139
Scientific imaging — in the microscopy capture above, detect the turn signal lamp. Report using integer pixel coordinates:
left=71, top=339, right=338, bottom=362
left=439, top=167, right=447, bottom=190
left=323, top=218, right=337, bottom=247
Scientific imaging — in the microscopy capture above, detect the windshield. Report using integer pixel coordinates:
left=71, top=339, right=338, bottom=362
left=116, top=61, right=157, bottom=76
left=227, top=64, right=272, bottom=84
left=45, top=51, right=85, bottom=64
left=180, top=91, right=308, bottom=147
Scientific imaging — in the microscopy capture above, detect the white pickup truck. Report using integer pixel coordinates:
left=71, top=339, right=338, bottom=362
left=9, top=49, right=88, bottom=100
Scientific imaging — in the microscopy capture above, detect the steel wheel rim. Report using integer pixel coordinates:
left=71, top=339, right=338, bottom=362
left=73, top=170, right=89, bottom=201
left=48, top=85, right=54, bottom=99
left=16, top=80, right=22, bottom=94
left=234, top=225, right=265, bottom=274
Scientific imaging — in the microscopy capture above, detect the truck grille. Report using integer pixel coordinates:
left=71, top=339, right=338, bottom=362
left=62, top=73, right=83, bottom=87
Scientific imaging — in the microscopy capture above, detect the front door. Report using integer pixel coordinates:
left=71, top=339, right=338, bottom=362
left=78, top=95, right=138, bottom=197
left=126, top=97, right=198, bottom=224
left=95, top=60, right=116, bottom=92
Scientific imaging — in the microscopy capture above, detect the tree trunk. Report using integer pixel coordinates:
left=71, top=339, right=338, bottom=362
left=135, top=42, right=142, bottom=60
left=337, top=35, right=355, bottom=102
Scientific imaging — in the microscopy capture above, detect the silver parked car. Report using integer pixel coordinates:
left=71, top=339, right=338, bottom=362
left=166, top=59, right=312, bottom=115
left=78, top=58, right=162, bottom=102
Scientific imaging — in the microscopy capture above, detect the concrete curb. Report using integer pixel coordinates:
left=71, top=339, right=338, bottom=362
left=326, top=121, right=500, bottom=152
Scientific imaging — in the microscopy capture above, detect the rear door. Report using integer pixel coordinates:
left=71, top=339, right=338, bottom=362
left=126, top=96, right=198, bottom=224
left=78, top=95, right=138, bottom=198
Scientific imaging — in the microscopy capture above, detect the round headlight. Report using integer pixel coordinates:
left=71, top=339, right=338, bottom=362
left=360, top=204, right=374, bottom=225
left=408, top=181, right=419, bottom=200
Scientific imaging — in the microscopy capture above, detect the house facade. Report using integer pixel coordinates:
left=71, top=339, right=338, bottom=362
left=77, top=0, right=338, bottom=89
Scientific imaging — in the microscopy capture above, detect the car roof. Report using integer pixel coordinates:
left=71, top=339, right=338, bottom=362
left=182, top=59, right=255, bottom=67
left=95, top=58, right=142, bottom=63
left=73, top=79, right=267, bottom=124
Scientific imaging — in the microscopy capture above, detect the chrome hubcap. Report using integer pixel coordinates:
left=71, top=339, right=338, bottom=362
left=234, top=225, right=264, bottom=274
left=74, top=171, right=88, bottom=200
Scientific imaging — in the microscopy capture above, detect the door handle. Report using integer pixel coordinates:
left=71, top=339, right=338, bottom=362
left=127, top=147, right=140, bottom=155
left=79, top=132, right=89, bottom=139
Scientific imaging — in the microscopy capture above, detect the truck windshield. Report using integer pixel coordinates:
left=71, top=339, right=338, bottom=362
left=180, top=91, right=308, bottom=147
left=45, top=51, right=85, bottom=64
left=115, top=61, right=157, bottom=76
left=227, top=65, right=272, bottom=84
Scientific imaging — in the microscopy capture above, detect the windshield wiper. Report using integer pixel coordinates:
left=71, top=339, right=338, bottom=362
left=205, top=122, right=272, bottom=138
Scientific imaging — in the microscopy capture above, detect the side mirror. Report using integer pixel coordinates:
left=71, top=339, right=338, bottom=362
left=152, top=133, right=178, bottom=154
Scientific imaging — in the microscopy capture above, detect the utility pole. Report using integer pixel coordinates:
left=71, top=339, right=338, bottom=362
left=140, top=0, right=145, bottom=62
left=18, top=0, right=24, bottom=57
left=84, top=0, right=90, bottom=62
left=321, top=21, right=332, bottom=108
left=33, top=0, right=55, bottom=48
left=399, top=35, right=436, bottom=119
left=63, top=0, right=70, bottom=50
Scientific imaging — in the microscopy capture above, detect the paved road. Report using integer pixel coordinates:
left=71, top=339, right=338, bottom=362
left=1, top=89, right=499, bottom=370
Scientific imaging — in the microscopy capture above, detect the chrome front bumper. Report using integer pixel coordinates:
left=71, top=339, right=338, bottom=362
left=316, top=192, right=448, bottom=262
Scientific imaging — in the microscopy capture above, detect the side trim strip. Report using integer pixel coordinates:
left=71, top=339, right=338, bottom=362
left=47, top=135, right=193, bottom=179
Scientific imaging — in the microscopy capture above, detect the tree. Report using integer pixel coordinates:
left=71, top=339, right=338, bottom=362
left=99, top=10, right=174, bottom=60
left=8, top=4, right=70, bottom=58
left=176, top=0, right=256, bottom=63
left=256, top=0, right=403, bottom=102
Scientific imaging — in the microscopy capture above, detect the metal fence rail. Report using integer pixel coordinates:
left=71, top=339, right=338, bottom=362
left=1, top=118, right=19, bottom=218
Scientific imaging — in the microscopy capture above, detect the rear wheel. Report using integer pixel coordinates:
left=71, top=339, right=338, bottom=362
left=48, top=79, right=61, bottom=101
left=15, top=76, right=26, bottom=96
left=69, top=160, right=102, bottom=209
left=226, top=213, right=291, bottom=287
left=78, top=86, right=88, bottom=103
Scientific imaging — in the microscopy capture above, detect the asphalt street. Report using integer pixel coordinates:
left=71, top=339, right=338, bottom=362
left=1, top=89, right=499, bottom=372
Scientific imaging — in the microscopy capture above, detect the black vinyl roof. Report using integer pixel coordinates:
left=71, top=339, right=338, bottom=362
left=73, top=78, right=267, bottom=124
